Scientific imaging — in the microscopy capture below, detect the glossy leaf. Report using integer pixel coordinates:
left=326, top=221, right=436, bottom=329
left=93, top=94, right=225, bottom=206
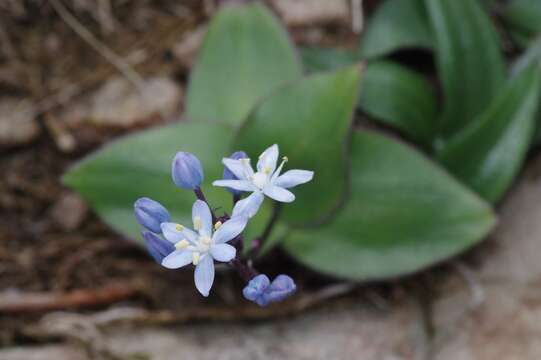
left=186, top=3, right=302, bottom=127
left=360, top=0, right=432, bottom=59
left=359, top=61, right=436, bottom=146
left=438, top=66, right=541, bottom=203
left=300, top=47, right=360, bottom=74
left=63, top=122, right=272, bottom=246
left=426, top=0, right=506, bottom=138
left=235, top=66, right=361, bottom=224
left=284, top=131, right=496, bottom=280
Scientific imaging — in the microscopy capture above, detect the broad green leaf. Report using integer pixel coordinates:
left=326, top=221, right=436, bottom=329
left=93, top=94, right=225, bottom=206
left=300, top=47, right=360, bottom=74
left=502, top=0, right=541, bottom=37
left=359, top=61, right=436, bottom=146
left=186, top=3, right=302, bottom=127
left=438, top=66, right=541, bottom=203
left=512, top=36, right=541, bottom=143
left=426, top=0, right=506, bottom=138
left=360, top=0, right=432, bottom=59
left=235, top=66, right=361, bottom=225
left=63, top=122, right=272, bottom=246
left=284, top=131, right=496, bottom=280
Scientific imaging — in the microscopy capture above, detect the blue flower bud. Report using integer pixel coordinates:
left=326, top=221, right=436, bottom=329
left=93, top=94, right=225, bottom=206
left=134, top=197, right=171, bottom=233
left=142, top=231, right=175, bottom=263
left=172, top=152, right=204, bottom=190
left=223, top=151, right=247, bottom=195
left=264, top=274, right=296, bottom=303
left=242, top=274, right=270, bottom=306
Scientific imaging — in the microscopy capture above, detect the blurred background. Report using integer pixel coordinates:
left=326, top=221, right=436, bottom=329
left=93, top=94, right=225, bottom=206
left=1, top=0, right=541, bottom=359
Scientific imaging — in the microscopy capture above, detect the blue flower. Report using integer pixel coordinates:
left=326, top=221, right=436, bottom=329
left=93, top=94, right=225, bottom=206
left=242, top=274, right=271, bottom=306
left=172, top=152, right=204, bottom=190
left=142, top=230, right=175, bottom=263
left=222, top=151, right=248, bottom=196
left=160, top=200, right=248, bottom=297
left=213, top=144, right=314, bottom=218
left=242, top=274, right=296, bottom=306
left=134, top=197, right=171, bottom=233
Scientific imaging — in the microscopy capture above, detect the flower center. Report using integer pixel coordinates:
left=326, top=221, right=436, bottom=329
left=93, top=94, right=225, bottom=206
left=252, top=172, right=268, bottom=189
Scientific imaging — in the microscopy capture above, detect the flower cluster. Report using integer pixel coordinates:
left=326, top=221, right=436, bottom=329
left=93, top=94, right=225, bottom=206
left=134, top=144, right=313, bottom=306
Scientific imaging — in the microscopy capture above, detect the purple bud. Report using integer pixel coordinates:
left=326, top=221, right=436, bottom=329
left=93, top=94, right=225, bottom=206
left=263, top=275, right=296, bottom=303
left=223, top=151, right=247, bottom=195
left=142, top=231, right=174, bottom=263
left=134, top=197, right=171, bottom=233
left=242, top=274, right=270, bottom=306
left=172, top=152, right=204, bottom=190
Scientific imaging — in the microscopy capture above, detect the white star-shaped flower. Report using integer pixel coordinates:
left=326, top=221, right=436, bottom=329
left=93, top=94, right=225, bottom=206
left=213, top=144, right=314, bottom=218
left=160, top=200, right=247, bottom=297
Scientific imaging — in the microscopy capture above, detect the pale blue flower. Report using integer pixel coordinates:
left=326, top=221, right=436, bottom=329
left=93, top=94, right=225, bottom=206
left=222, top=151, right=248, bottom=196
left=134, top=197, right=171, bottom=233
left=160, top=200, right=248, bottom=297
left=172, top=152, right=204, bottom=190
left=242, top=274, right=297, bottom=306
left=213, top=144, right=314, bottom=218
left=141, top=230, right=174, bottom=263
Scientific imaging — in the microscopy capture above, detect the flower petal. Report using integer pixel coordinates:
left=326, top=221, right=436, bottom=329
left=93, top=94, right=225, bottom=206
left=161, top=250, right=192, bottom=269
left=192, top=200, right=212, bottom=236
left=194, top=255, right=215, bottom=297
left=257, top=144, right=279, bottom=173
left=223, top=158, right=250, bottom=180
left=161, top=222, right=197, bottom=244
left=232, top=192, right=265, bottom=218
left=210, top=243, right=236, bottom=262
left=212, top=179, right=256, bottom=192
left=212, top=216, right=248, bottom=244
left=274, top=170, right=314, bottom=188
left=263, top=186, right=295, bottom=203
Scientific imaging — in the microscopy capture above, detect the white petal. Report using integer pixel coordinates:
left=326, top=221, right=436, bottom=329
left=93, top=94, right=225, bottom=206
left=161, top=250, right=192, bottom=269
left=274, top=170, right=314, bottom=188
left=192, top=200, right=213, bottom=236
left=161, top=222, right=184, bottom=243
left=263, top=186, right=295, bottom=203
left=223, top=158, right=249, bottom=180
left=212, top=179, right=256, bottom=192
left=210, top=243, right=236, bottom=262
left=161, top=222, right=198, bottom=244
left=257, top=144, right=279, bottom=173
left=212, top=216, right=248, bottom=244
left=232, top=192, right=265, bottom=218
left=194, top=255, right=215, bottom=297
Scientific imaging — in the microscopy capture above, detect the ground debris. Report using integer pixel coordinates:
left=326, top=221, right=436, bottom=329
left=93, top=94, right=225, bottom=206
left=0, top=98, right=40, bottom=147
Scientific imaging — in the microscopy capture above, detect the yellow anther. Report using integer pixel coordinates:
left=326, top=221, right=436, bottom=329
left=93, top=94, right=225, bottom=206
left=175, top=239, right=189, bottom=250
left=193, top=216, right=202, bottom=230
left=214, top=221, right=222, bottom=230
left=263, top=166, right=272, bottom=174
left=200, top=235, right=211, bottom=245
left=241, top=158, right=250, bottom=164
left=175, top=224, right=184, bottom=231
left=282, top=156, right=288, bottom=162
left=192, top=252, right=200, bottom=265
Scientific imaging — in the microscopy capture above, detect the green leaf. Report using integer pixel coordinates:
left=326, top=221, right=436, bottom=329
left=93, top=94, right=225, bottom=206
left=426, top=0, right=506, bottom=138
left=438, top=66, right=541, bottom=203
left=300, top=47, right=360, bottom=74
left=63, top=122, right=272, bottom=246
left=235, top=66, right=362, bottom=225
left=186, top=3, right=302, bottom=127
left=512, top=36, right=541, bottom=144
left=284, top=131, right=496, bottom=280
left=502, top=0, right=541, bottom=36
left=360, top=0, right=432, bottom=59
left=359, top=61, right=436, bottom=146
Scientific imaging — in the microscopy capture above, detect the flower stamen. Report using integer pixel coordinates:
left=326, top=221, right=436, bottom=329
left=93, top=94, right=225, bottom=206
left=192, top=252, right=201, bottom=265
left=193, top=216, right=202, bottom=231
left=175, top=239, right=189, bottom=250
